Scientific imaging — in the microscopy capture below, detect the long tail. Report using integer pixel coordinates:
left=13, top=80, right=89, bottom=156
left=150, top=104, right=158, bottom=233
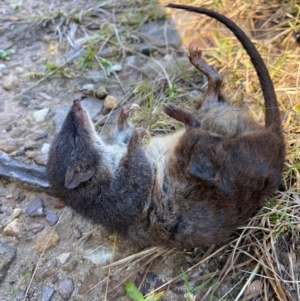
left=167, top=4, right=280, bottom=132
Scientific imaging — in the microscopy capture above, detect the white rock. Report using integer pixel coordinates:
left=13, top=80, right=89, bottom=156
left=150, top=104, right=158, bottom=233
left=111, top=64, right=122, bottom=72
left=0, top=63, right=6, bottom=69
left=12, top=208, right=22, bottom=218
left=82, top=84, right=94, bottom=92
left=84, top=248, right=112, bottom=265
left=41, top=143, right=50, bottom=155
left=33, top=108, right=50, bottom=123
left=57, top=252, right=71, bottom=264
left=3, top=219, right=20, bottom=236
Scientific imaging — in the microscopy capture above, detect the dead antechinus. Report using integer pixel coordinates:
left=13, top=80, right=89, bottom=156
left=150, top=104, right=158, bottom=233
left=46, top=5, right=285, bottom=249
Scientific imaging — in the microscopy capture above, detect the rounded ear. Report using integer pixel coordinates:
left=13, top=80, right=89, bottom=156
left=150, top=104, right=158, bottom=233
left=64, top=165, right=96, bottom=189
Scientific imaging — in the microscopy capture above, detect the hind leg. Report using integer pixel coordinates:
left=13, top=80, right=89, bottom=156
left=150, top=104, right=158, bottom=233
left=188, top=40, right=223, bottom=109
left=163, top=103, right=200, bottom=127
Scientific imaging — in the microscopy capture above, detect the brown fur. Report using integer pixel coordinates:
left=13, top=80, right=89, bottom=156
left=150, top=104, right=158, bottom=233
left=47, top=6, right=285, bottom=249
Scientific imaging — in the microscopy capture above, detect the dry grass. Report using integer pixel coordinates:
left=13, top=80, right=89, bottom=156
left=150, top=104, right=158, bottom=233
left=13, top=0, right=300, bottom=300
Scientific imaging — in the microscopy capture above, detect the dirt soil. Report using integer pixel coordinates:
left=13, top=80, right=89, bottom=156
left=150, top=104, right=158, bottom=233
left=0, top=0, right=299, bottom=301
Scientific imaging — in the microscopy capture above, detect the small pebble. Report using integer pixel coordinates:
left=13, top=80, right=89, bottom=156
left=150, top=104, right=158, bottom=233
left=95, top=86, right=107, bottom=99
left=35, top=260, right=57, bottom=281
left=62, top=259, right=78, bottom=272
left=104, top=95, right=117, bottom=109
left=3, top=75, right=19, bottom=91
left=34, top=154, right=48, bottom=166
left=15, top=67, right=24, bottom=74
left=57, top=252, right=71, bottom=265
left=12, top=208, right=22, bottom=218
left=25, top=150, right=37, bottom=159
left=41, top=143, right=50, bottom=155
left=29, top=222, right=45, bottom=234
left=3, top=219, right=20, bottom=236
left=41, top=285, right=54, bottom=301
left=35, top=132, right=48, bottom=140
left=57, top=278, right=74, bottom=300
left=45, top=212, right=59, bottom=226
left=33, top=108, right=50, bottom=122
left=15, top=147, right=25, bottom=156
left=26, top=197, right=44, bottom=217
left=84, top=247, right=113, bottom=265
left=112, top=64, right=122, bottom=72
left=82, top=84, right=95, bottom=95
left=35, top=229, right=60, bottom=253
left=38, top=92, right=52, bottom=101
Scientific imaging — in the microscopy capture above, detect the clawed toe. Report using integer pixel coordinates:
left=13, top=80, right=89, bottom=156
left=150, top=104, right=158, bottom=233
left=118, top=103, right=140, bottom=131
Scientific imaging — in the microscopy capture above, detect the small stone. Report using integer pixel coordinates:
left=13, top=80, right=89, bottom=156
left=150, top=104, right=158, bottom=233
left=84, top=247, right=113, bottom=265
left=42, top=35, right=52, bottom=43
left=78, top=271, right=98, bottom=295
left=9, top=127, right=26, bottom=139
left=29, top=222, right=45, bottom=234
left=33, top=108, right=50, bottom=123
left=35, top=229, right=60, bottom=253
left=15, top=147, right=25, bottom=156
left=111, top=64, right=122, bottom=72
left=12, top=208, right=22, bottom=218
left=57, top=278, right=74, bottom=300
left=135, top=43, right=154, bottom=55
left=73, top=227, right=82, bottom=239
left=41, top=285, right=54, bottom=301
left=62, top=259, right=77, bottom=272
left=19, top=95, right=31, bottom=107
left=34, top=154, right=48, bottom=166
left=25, top=150, right=37, bottom=159
left=95, top=86, right=107, bottom=99
left=57, top=252, right=71, bottom=265
left=24, top=140, right=39, bottom=150
left=6, top=194, right=13, bottom=199
left=3, top=75, right=19, bottom=91
left=0, top=140, right=20, bottom=153
left=0, top=63, right=6, bottom=69
left=45, top=212, right=59, bottom=226
left=38, top=92, right=52, bottom=100
left=82, top=84, right=95, bottom=95
left=41, top=143, right=50, bottom=155
left=35, top=260, right=57, bottom=281
left=15, top=67, right=24, bottom=74
left=0, top=240, right=17, bottom=281
left=3, top=219, right=20, bottom=236
left=26, top=197, right=44, bottom=217
left=35, top=132, right=48, bottom=140
left=5, top=124, right=12, bottom=131
left=104, top=95, right=117, bottom=110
